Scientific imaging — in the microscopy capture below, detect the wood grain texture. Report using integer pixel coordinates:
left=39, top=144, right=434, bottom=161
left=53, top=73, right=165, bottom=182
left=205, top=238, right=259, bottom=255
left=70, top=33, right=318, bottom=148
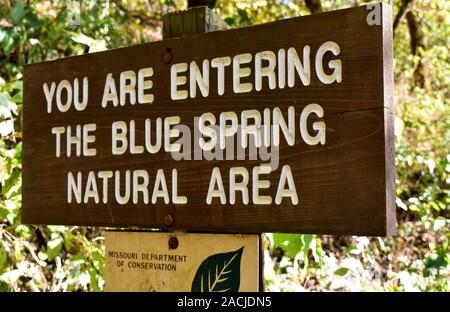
left=162, top=6, right=229, bottom=39
left=383, top=4, right=396, bottom=236
left=22, top=3, right=396, bottom=236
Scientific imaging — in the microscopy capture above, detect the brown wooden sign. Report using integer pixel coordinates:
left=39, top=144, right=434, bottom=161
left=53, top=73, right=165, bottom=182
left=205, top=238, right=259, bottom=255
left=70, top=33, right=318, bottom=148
left=23, top=4, right=395, bottom=235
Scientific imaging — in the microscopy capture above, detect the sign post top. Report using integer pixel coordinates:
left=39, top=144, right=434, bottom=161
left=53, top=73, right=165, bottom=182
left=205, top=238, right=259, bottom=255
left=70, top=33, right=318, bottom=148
left=162, top=5, right=229, bottom=39
left=187, top=0, right=218, bottom=8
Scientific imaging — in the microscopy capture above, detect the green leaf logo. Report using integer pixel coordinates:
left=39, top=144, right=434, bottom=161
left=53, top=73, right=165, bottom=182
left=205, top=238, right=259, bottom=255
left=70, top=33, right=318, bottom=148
left=191, top=247, right=244, bottom=292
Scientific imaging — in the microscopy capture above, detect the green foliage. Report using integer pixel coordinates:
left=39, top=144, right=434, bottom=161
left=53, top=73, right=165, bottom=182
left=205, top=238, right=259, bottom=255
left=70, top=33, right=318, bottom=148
left=224, top=0, right=449, bottom=292
left=0, top=0, right=448, bottom=292
left=0, top=0, right=136, bottom=292
left=334, top=267, right=349, bottom=276
left=271, top=234, right=320, bottom=266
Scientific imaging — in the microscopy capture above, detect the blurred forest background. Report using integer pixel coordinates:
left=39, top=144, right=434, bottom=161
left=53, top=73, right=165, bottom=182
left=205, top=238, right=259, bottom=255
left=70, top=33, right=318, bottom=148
left=0, top=0, right=448, bottom=292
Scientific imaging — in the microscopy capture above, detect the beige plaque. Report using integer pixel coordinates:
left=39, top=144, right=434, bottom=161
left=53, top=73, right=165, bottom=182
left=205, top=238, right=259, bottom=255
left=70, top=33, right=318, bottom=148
left=105, top=231, right=259, bottom=292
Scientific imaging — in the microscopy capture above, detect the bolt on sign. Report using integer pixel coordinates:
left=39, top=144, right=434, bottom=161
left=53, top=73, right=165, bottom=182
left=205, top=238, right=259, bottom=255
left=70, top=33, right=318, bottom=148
left=105, top=231, right=259, bottom=292
left=22, top=3, right=396, bottom=236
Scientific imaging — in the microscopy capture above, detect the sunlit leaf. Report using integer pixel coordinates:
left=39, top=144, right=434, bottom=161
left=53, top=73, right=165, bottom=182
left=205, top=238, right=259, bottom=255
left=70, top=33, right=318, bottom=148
left=0, top=241, right=7, bottom=272
left=272, top=233, right=303, bottom=258
left=47, top=235, right=63, bottom=260
left=334, top=267, right=349, bottom=276
left=9, top=0, right=26, bottom=24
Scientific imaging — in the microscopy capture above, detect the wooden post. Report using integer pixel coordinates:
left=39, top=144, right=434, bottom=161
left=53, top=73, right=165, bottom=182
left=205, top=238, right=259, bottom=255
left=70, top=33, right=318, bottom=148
left=162, top=4, right=229, bottom=39
left=161, top=1, right=264, bottom=292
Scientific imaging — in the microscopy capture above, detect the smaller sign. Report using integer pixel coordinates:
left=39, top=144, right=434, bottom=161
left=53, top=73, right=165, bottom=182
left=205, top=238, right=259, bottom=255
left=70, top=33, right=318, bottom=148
left=105, top=231, right=259, bottom=292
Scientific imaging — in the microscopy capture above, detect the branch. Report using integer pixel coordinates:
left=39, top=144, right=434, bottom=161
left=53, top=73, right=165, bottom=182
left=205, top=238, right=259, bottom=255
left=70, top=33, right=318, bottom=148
left=113, top=0, right=162, bottom=28
left=393, top=0, right=413, bottom=31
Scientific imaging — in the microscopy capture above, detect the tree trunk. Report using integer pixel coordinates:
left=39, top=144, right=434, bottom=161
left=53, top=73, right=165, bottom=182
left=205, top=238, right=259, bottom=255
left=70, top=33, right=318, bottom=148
left=406, top=10, right=426, bottom=88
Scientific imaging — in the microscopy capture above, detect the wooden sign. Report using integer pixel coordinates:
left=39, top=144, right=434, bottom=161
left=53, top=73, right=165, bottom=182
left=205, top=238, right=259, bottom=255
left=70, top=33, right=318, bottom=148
left=104, top=231, right=259, bottom=292
left=22, top=3, right=395, bottom=235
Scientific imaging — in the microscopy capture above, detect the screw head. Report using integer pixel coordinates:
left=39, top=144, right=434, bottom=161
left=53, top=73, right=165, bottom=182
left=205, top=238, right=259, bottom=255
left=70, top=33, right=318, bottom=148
left=163, top=214, right=174, bottom=227
left=163, top=49, right=173, bottom=64
left=168, top=236, right=179, bottom=249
